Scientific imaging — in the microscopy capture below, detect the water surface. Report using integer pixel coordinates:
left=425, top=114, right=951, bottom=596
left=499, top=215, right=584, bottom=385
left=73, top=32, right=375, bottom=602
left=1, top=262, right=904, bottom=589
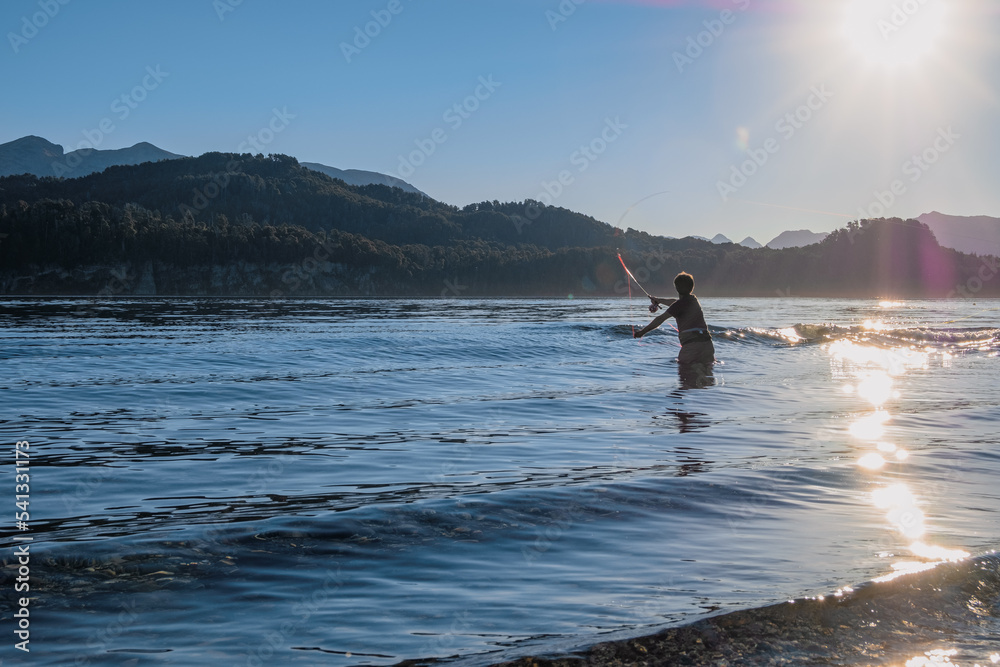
left=1, top=297, right=998, bottom=665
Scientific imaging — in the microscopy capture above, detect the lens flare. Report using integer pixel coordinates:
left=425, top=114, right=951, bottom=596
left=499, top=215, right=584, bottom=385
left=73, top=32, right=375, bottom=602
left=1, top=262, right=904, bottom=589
left=735, top=126, right=749, bottom=151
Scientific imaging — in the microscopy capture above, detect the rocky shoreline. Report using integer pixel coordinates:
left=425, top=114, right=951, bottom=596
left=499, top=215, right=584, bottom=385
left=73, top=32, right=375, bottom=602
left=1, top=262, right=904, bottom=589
left=397, top=556, right=1000, bottom=667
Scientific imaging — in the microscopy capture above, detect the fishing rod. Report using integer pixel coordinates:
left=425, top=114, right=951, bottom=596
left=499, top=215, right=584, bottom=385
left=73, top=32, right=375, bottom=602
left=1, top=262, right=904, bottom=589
left=617, top=252, right=660, bottom=313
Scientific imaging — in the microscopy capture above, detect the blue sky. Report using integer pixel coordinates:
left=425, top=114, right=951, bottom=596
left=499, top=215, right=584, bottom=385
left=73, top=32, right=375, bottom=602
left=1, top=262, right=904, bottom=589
left=3, top=0, right=998, bottom=243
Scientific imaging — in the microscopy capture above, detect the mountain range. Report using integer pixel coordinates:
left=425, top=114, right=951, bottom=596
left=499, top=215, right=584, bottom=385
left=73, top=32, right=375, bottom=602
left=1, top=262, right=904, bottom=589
left=2, top=135, right=998, bottom=259
left=706, top=231, right=828, bottom=249
left=708, top=233, right=765, bottom=248
left=704, top=218, right=1000, bottom=256
left=765, top=229, right=830, bottom=249
left=0, top=136, right=183, bottom=179
left=0, top=135, right=425, bottom=196
left=300, top=162, right=426, bottom=196
left=917, top=211, right=1000, bottom=258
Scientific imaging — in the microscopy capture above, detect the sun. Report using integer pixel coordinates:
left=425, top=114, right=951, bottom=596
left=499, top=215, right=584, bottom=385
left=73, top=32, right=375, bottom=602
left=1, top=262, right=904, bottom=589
left=840, top=0, right=950, bottom=68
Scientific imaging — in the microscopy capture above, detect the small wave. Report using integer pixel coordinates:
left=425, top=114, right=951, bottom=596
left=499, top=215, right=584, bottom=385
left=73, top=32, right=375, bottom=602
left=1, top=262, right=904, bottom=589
left=490, top=553, right=1000, bottom=666
left=715, top=324, right=849, bottom=346
left=717, top=324, right=1000, bottom=349
left=576, top=321, right=999, bottom=349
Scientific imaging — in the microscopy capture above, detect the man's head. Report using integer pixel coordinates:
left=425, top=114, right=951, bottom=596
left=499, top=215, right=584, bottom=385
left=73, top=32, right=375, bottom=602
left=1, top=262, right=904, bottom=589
left=674, top=272, right=694, bottom=296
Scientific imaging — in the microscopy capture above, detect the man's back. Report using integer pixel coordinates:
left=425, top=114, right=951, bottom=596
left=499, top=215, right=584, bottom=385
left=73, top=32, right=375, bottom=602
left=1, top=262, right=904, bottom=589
left=666, top=294, right=709, bottom=333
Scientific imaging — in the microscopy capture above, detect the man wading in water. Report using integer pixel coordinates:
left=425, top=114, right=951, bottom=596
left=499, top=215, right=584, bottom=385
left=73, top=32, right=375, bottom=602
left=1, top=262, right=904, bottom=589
left=634, top=271, right=716, bottom=387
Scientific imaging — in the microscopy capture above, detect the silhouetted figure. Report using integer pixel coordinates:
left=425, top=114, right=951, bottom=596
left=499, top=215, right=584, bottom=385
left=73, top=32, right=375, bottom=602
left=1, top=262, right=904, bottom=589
left=634, top=271, right=716, bottom=387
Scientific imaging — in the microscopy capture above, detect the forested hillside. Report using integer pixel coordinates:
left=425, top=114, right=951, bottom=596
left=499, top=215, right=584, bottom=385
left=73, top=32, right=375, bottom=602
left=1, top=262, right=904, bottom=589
left=0, top=153, right=995, bottom=298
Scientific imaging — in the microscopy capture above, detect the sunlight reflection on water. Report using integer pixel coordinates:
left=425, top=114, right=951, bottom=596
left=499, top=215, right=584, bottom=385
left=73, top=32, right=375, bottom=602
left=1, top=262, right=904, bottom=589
left=901, top=647, right=1000, bottom=667
left=826, top=335, right=970, bottom=586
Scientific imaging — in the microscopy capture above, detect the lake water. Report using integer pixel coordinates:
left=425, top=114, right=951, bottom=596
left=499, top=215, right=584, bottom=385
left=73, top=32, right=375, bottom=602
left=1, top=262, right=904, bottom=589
left=1, top=297, right=999, bottom=666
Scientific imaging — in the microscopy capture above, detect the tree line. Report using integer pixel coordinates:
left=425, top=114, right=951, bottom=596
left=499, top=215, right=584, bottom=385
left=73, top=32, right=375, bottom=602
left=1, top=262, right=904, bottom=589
left=0, top=153, right=995, bottom=297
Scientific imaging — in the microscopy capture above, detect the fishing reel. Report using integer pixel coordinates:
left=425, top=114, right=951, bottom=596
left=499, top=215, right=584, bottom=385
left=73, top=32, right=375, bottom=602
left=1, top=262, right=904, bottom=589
left=649, top=298, right=660, bottom=314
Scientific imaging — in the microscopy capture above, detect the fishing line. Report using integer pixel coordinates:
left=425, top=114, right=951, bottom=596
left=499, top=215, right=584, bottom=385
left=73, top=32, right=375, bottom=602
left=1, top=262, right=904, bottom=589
left=622, top=255, right=635, bottom=337
left=617, top=252, right=645, bottom=338
left=618, top=251, right=675, bottom=337
left=615, top=190, right=671, bottom=228
left=612, top=192, right=671, bottom=337
left=938, top=306, right=1000, bottom=327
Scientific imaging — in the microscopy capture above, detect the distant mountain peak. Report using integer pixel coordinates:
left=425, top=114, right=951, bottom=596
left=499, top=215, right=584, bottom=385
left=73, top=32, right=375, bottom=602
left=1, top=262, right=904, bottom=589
left=738, top=236, right=762, bottom=249
left=301, top=161, right=426, bottom=197
left=8, top=135, right=61, bottom=149
left=0, top=136, right=65, bottom=177
left=917, top=211, right=1000, bottom=257
left=0, top=136, right=427, bottom=197
left=0, top=135, right=182, bottom=178
left=766, top=229, right=829, bottom=249
left=711, top=233, right=732, bottom=244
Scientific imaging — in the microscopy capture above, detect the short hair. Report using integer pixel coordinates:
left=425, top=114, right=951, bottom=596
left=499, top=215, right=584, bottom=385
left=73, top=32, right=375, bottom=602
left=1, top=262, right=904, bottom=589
left=674, top=272, right=694, bottom=295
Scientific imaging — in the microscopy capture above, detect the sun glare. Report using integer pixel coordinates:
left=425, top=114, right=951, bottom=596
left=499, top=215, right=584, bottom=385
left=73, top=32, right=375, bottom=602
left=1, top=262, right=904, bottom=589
left=841, top=0, right=949, bottom=68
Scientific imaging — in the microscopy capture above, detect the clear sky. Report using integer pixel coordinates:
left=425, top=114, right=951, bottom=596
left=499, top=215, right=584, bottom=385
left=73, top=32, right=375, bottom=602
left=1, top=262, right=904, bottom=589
left=3, top=0, right=998, bottom=244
